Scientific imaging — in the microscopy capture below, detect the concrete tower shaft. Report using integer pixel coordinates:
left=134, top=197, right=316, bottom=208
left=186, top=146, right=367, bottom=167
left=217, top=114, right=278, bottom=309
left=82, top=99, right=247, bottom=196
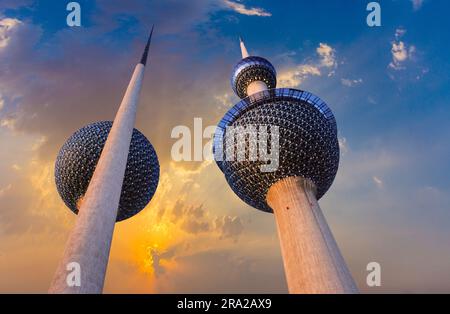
left=49, top=28, right=156, bottom=294
left=267, top=177, right=357, bottom=293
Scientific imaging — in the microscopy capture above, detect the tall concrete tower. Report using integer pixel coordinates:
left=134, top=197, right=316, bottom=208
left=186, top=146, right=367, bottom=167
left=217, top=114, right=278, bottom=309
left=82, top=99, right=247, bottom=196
left=49, top=27, right=159, bottom=294
left=213, top=38, right=358, bottom=294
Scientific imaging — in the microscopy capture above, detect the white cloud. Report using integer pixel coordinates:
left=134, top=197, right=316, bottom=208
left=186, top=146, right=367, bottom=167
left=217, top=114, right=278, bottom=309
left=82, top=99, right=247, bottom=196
left=341, top=78, right=363, bottom=87
left=317, top=43, right=337, bottom=68
left=338, top=137, right=349, bottom=155
left=389, top=28, right=416, bottom=70
left=278, top=64, right=321, bottom=87
left=372, top=176, right=384, bottom=189
left=278, top=43, right=337, bottom=87
left=411, top=0, right=425, bottom=10
left=0, top=18, right=21, bottom=49
left=223, top=0, right=271, bottom=17
left=392, top=42, right=408, bottom=62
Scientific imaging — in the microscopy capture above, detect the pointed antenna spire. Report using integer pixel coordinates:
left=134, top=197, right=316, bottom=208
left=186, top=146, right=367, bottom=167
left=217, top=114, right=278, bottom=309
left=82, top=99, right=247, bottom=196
left=140, top=25, right=154, bottom=66
left=239, top=36, right=249, bottom=58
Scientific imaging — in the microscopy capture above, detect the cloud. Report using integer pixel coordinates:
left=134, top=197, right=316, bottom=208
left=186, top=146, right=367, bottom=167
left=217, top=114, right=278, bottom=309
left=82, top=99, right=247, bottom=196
left=180, top=205, right=211, bottom=234
left=215, top=215, right=244, bottom=241
left=222, top=0, right=271, bottom=17
left=0, top=6, right=231, bottom=164
left=389, top=28, right=416, bottom=70
left=0, top=0, right=32, bottom=11
left=215, top=93, right=234, bottom=110
left=278, top=43, right=337, bottom=87
left=170, top=199, right=185, bottom=223
left=389, top=41, right=416, bottom=70
left=93, top=0, right=220, bottom=35
left=317, top=43, right=337, bottom=68
left=0, top=18, right=21, bottom=49
left=338, top=137, right=349, bottom=155
left=395, top=28, right=407, bottom=39
left=341, top=78, right=363, bottom=87
left=149, top=246, right=178, bottom=277
left=0, top=156, right=71, bottom=237
left=98, top=153, right=280, bottom=293
left=169, top=200, right=211, bottom=234
left=372, top=176, right=384, bottom=189
left=278, top=64, right=321, bottom=87
left=411, top=0, right=425, bottom=10
left=390, top=42, right=408, bottom=66
left=146, top=248, right=286, bottom=293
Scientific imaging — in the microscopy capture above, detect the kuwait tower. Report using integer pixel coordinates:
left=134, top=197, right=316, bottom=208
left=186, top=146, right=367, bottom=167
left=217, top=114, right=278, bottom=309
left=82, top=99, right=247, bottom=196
left=49, top=28, right=159, bottom=294
left=213, top=38, right=358, bottom=294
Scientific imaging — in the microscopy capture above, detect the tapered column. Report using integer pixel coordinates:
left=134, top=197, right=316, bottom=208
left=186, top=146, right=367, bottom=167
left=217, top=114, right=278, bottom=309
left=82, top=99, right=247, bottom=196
left=266, top=177, right=358, bottom=294
left=48, top=63, right=146, bottom=294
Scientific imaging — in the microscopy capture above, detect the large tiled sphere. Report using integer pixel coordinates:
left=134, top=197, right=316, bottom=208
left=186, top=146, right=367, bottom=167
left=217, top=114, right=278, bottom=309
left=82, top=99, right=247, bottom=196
left=55, top=121, right=159, bottom=221
left=214, top=88, right=339, bottom=212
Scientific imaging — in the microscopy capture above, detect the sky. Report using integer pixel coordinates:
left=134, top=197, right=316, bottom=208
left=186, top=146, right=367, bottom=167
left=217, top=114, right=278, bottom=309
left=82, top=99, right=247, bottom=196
left=0, top=0, right=450, bottom=293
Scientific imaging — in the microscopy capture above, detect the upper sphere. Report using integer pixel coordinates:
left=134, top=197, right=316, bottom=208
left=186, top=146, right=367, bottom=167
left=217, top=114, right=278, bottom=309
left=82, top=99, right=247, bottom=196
left=54, top=121, right=160, bottom=222
left=231, top=56, right=277, bottom=99
left=214, top=88, right=339, bottom=212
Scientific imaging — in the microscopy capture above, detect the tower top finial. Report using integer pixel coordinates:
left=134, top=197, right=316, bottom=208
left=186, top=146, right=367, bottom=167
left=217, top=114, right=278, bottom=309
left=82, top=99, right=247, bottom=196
left=140, top=25, right=154, bottom=66
left=239, top=36, right=249, bottom=58
left=231, top=36, right=277, bottom=99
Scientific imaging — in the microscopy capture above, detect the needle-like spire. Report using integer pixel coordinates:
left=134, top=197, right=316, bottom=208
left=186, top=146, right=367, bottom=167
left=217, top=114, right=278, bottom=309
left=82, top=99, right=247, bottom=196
left=239, top=36, right=249, bottom=58
left=140, top=25, right=154, bottom=66
left=49, top=22, right=158, bottom=295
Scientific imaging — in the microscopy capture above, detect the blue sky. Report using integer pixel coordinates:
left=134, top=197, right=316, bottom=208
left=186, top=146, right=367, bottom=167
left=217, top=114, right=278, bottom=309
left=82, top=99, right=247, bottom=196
left=1, top=0, right=450, bottom=293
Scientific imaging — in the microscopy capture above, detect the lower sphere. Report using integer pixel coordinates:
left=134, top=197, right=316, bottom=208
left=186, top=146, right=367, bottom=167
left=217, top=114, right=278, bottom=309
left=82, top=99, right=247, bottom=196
left=54, top=121, right=159, bottom=221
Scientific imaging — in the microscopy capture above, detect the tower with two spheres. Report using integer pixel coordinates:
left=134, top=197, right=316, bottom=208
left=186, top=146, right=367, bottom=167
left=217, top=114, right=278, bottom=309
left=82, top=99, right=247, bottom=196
left=214, top=38, right=358, bottom=294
